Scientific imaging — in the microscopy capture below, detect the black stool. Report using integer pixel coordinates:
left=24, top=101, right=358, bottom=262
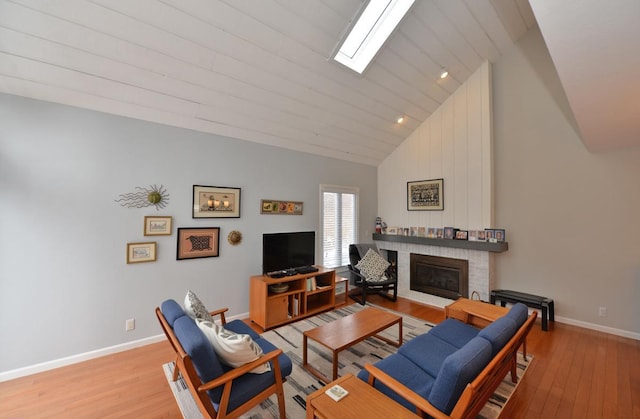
left=490, top=289, right=554, bottom=331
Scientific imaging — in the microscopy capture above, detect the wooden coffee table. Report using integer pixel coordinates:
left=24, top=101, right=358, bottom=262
left=306, top=373, right=420, bottom=419
left=302, top=307, right=402, bottom=383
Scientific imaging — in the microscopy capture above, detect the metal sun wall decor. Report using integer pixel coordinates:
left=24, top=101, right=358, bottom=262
left=115, top=184, right=170, bottom=210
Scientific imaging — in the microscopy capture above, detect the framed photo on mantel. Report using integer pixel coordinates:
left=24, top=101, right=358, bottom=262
left=407, top=179, right=444, bottom=211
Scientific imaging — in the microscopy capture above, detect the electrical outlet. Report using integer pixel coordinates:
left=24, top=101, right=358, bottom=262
left=126, top=318, right=135, bottom=331
left=598, top=307, right=607, bottom=317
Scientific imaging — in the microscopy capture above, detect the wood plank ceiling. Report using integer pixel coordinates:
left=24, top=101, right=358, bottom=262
left=0, top=0, right=537, bottom=166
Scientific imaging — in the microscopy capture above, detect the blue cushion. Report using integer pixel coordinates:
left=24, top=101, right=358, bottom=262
left=211, top=336, right=292, bottom=414
left=358, top=354, right=436, bottom=412
left=253, top=337, right=293, bottom=378
left=399, top=333, right=458, bottom=377
left=505, top=303, right=528, bottom=327
left=478, top=316, right=517, bottom=356
left=173, top=316, right=226, bottom=402
left=225, top=319, right=261, bottom=340
left=428, top=318, right=480, bottom=348
left=161, top=299, right=187, bottom=327
left=428, top=337, right=492, bottom=414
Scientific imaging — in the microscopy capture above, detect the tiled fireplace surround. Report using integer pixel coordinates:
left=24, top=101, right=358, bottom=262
left=374, top=239, right=495, bottom=308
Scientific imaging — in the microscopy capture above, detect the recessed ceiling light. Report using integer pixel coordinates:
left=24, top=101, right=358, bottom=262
left=440, top=69, right=449, bottom=79
left=333, top=0, right=416, bottom=74
left=396, top=116, right=405, bottom=124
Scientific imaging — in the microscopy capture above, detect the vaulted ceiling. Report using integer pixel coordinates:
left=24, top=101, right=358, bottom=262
left=1, top=1, right=636, bottom=166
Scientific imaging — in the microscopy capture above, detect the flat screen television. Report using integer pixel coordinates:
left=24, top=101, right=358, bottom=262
left=262, top=231, right=315, bottom=275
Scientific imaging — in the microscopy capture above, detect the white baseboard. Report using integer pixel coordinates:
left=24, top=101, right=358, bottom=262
left=402, top=294, right=639, bottom=341
left=0, top=335, right=164, bottom=383
left=0, top=311, right=251, bottom=383
left=555, top=316, right=640, bottom=340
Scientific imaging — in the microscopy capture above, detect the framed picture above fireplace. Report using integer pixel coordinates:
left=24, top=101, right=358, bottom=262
left=407, top=179, right=444, bottom=211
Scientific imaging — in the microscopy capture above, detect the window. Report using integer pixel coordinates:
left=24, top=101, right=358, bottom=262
left=332, top=0, right=416, bottom=74
left=320, top=185, right=358, bottom=269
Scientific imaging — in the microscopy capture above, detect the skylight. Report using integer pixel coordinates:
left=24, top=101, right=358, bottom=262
left=333, top=0, right=415, bottom=74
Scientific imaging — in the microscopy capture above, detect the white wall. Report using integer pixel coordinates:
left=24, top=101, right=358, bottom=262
left=0, top=94, right=377, bottom=374
left=492, top=27, right=640, bottom=337
left=378, top=61, right=493, bottom=230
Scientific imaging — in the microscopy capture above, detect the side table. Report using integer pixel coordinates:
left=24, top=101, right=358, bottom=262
left=306, top=373, right=420, bottom=419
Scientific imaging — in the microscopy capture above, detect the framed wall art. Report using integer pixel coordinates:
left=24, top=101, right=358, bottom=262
left=144, top=216, right=172, bottom=236
left=177, top=227, right=220, bottom=260
left=193, top=185, right=241, bottom=218
left=260, top=199, right=303, bottom=215
left=127, top=242, right=157, bottom=264
left=407, top=178, right=444, bottom=211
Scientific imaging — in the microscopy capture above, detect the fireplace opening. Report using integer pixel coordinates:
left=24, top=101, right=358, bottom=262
left=410, top=253, right=468, bottom=300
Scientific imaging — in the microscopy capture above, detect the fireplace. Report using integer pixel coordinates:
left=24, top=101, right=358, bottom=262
left=410, top=253, right=469, bottom=300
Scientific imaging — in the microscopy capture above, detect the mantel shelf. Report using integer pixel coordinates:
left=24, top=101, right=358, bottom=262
left=372, top=233, right=508, bottom=253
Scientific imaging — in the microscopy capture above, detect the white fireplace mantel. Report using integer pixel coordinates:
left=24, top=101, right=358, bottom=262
left=374, top=234, right=507, bottom=308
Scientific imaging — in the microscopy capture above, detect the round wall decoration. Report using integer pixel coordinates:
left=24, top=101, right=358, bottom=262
left=227, top=230, right=242, bottom=246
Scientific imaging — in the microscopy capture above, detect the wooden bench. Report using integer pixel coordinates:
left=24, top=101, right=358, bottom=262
left=490, top=289, right=554, bottom=331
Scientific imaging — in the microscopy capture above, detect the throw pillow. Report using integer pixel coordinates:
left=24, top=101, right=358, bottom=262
left=196, top=319, right=271, bottom=374
left=184, top=290, right=214, bottom=323
left=355, top=248, right=390, bottom=282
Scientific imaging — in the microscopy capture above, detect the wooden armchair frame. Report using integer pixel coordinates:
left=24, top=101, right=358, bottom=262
left=364, top=310, right=537, bottom=419
left=156, top=307, right=287, bottom=419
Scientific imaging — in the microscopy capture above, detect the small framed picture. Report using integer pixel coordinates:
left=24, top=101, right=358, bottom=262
left=177, top=227, right=220, bottom=260
left=444, top=227, right=455, bottom=239
left=386, top=227, right=398, bottom=235
left=410, top=227, right=419, bottom=237
left=418, top=227, right=426, bottom=237
left=127, top=242, right=157, bottom=264
left=144, top=216, right=172, bottom=236
left=427, top=227, right=435, bottom=238
left=260, top=199, right=303, bottom=215
left=455, top=230, right=468, bottom=240
left=468, top=230, right=478, bottom=241
left=495, top=229, right=506, bottom=242
left=485, top=229, right=496, bottom=243
left=193, top=185, right=241, bottom=218
left=436, top=228, right=444, bottom=239
left=476, top=230, right=487, bottom=241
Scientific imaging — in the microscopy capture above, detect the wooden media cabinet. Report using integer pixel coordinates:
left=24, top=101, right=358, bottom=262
left=249, top=267, right=335, bottom=330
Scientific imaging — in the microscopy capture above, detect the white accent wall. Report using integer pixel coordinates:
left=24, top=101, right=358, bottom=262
left=377, top=62, right=494, bottom=307
left=378, top=61, right=493, bottom=231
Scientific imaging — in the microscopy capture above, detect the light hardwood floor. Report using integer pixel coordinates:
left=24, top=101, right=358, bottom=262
left=0, top=295, right=638, bottom=418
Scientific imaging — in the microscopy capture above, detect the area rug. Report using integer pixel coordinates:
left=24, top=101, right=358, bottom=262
left=162, top=304, right=532, bottom=419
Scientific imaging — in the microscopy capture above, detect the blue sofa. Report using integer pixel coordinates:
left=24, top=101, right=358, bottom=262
left=157, top=299, right=293, bottom=418
left=358, top=303, right=536, bottom=419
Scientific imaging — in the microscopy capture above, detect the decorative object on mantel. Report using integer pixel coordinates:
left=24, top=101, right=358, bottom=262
left=144, top=216, right=172, bottom=236
left=444, top=226, right=456, bottom=239
left=372, top=233, right=508, bottom=253
left=407, top=178, right=444, bottom=211
left=375, top=217, right=382, bottom=233
left=227, top=230, right=242, bottom=246
left=177, top=227, right=220, bottom=260
left=455, top=230, right=469, bottom=240
left=115, top=184, right=170, bottom=210
left=193, top=185, right=241, bottom=218
left=260, top=199, right=303, bottom=215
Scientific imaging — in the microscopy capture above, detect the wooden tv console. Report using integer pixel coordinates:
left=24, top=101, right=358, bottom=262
left=249, top=267, right=335, bottom=330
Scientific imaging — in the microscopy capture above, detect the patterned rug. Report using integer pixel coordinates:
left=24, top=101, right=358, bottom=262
left=162, top=303, right=531, bottom=418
